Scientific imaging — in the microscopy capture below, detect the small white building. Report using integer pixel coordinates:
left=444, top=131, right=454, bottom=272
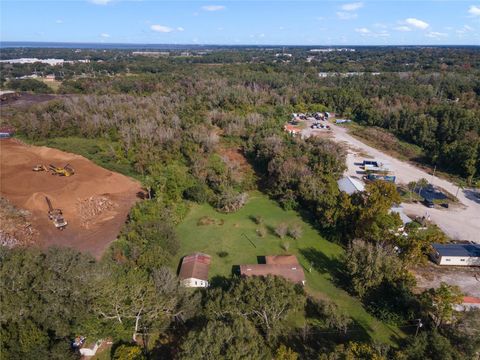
left=337, top=176, right=365, bottom=195
left=178, top=253, right=211, bottom=287
left=454, top=297, right=480, bottom=312
left=431, top=243, right=480, bottom=266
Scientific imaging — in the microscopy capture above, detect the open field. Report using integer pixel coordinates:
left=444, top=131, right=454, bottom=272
left=175, top=192, right=405, bottom=344
left=412, top=263, right=480, bottom=298
left=329, top=123, right=480, bottom=243
left=0, top=139, right=142, bottom=258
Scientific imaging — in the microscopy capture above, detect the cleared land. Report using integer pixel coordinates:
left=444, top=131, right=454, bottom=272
left=0, top=139, right=142, bottom=258
left=176, top=192, right=405, bottom=344
left=412, top=263, right=480, bottom=298
left=329, top=123, right=480, bottom=243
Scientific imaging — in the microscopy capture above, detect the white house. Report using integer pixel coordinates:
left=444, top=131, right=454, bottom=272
left=178, top=253, right=211, bottom=287
left=337, top=176, right=365, bottom=195
left=431, top=243, right=480, bottom=266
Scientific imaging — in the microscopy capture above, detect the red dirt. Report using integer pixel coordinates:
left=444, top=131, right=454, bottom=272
left=218, top=146, right=251, bottom=178
left=0, top=139, right=142, bottom=258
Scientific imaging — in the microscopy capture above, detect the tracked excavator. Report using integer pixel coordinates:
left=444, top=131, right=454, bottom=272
left=49, top=163, right=75, bottom=176
left=45, top=197, right=67, bottom=230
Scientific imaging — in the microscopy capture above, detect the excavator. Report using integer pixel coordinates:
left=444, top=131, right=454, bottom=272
left=32, top=163, right=75, bottom=176
left=49, top=163, right=75, bottom=176
left=45, top=197, right=67, bottom=230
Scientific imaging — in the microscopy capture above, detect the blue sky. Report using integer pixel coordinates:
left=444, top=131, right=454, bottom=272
left=1, top=1, right=479, bottom=45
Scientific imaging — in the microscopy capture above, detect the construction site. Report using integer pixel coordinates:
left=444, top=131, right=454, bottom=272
left=0, top=139, right=142, bottom=258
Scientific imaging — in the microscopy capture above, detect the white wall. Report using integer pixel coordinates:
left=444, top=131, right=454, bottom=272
left=438, top=256, right=480, bottom=266
left=182, top=278, right=208, bottom=288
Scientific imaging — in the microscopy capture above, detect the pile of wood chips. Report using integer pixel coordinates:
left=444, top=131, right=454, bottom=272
left=76, top=195, right=117, bottom=227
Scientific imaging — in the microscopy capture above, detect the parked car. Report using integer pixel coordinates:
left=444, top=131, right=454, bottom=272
left=423, top=199, right=435, bottom=208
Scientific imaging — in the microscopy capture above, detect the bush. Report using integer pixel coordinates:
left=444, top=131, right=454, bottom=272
left=253, top=215, right=264, bottom=225
left=275, top=223, right=288, bottom=239
left=256, top=226, right=267, bottom=238
left=216, top=190, right=248, bottom=213
left=288, top=223, right=303, bottom=239
left=217, top=251, right=229, bottom=258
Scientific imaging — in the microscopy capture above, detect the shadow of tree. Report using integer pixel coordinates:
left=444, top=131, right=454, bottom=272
left=299, top=247, right=347, bottom=288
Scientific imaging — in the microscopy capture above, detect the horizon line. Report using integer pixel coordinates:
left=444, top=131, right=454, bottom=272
left=1, top=41, right=479, bottom=48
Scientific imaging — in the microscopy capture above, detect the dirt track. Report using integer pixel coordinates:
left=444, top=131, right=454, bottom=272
left=330, top=123, right=480, bottom=243
left=0, top=139, right=142, bottom=258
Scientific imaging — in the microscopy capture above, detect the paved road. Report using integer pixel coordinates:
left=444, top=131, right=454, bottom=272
left=329, top=123, right=480, bottom=243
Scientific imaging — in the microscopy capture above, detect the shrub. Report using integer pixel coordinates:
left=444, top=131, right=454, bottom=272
left=217, top=251, right=229, bottom=258
left=256, top=226, right=267, bottom=238
left=275, top=223, right=288, bottom=239
left=288, top=223, right=303, bottom=239
left=253, top=215, right=264, bottom=225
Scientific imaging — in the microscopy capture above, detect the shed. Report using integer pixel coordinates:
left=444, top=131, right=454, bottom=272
left=454, top=296, right=480, bottom=311
left=337, top=176, right=365, bottom=195
left=431, top=243, right=480, bottom=266
left=179, top=253, right=211, bottom=287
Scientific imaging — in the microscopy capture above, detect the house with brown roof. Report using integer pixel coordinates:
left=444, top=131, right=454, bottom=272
left=239, top=255, right=306, bottom=285
left=178, top=253, right=211, bottom=288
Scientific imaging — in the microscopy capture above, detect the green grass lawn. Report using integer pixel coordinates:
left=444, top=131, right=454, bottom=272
left=175, top=191, right=405, bottom=345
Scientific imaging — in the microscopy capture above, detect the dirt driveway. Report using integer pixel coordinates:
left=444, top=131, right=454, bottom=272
left=329, top=123, right=480, bottom=243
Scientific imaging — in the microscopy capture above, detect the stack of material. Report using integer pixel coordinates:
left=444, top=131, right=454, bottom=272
left=77, top=195, right=117, bottom=228
left=0, top=197, right=37, bottom=247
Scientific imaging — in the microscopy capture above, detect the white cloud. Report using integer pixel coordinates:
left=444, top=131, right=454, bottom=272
left=177, top=27, right=185, bottom=32
left=355, top=27, right=370, bottom=34
left=341, top=2, right=363, bottom=11
left=468, top=5, right=480, bottom=16
left=394, top=26, right=411, bottom=32
left=89, top=0, right=113, bottom=5
left=405, top=18, right=429, bottom=30
left=456, top=25, right=474, bottom=35
left=202, top=5, right=225, bottom=11
left=426, top=31, right=448, bottom=38
left=100, top=33, right=110, bottom=38
left=150, top=24, right=173, bottom=33
left=337, top=11, right=358, bottom=20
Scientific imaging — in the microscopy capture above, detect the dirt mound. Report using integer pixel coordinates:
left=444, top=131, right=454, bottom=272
left=0, top=139, right=142, bottom=258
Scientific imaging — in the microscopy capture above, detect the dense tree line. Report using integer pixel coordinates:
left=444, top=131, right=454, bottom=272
left=2, top=47, right=479, bottom=359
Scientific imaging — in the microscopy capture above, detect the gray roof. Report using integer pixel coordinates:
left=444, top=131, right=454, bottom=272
left=432, top=243, right=480, bottom=258
left=337, top=176, right=365, bottom=195
left=390, top=206, right=412, bottom=225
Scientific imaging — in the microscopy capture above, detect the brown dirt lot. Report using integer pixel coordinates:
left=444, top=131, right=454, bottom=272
left=0, top=139, right=142, bottom=258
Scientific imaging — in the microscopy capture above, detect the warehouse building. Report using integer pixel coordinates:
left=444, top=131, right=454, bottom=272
left=431, top=243, right=480, bottom=266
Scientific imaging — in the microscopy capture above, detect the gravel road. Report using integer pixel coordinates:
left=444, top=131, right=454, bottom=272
left=329, top=123, right=480, bottom=243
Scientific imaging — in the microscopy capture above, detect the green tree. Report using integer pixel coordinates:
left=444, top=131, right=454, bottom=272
left=343, top=240, right=404, bottom=298
left=205, top=276, right=305, bottom=339
left=178, top=318, right=268, bottom=360
left=113, top=344, right=146, bottom=360
left=275, top=344, right=299, bottom=360
left=420, top=282, right=463, bottom=328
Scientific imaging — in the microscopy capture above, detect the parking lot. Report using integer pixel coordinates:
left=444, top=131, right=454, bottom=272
left=329, top=122, right=480, bottom=243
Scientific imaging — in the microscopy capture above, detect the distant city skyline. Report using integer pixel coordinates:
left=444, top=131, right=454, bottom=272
left=1, top=1, right=479, bottom=45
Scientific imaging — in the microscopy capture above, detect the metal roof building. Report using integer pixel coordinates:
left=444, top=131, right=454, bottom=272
left=179, top=253, right=211, bottom=287
left=337, top=176, right=365, bottom=195
left=431, top=243, right=480, bottom=266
